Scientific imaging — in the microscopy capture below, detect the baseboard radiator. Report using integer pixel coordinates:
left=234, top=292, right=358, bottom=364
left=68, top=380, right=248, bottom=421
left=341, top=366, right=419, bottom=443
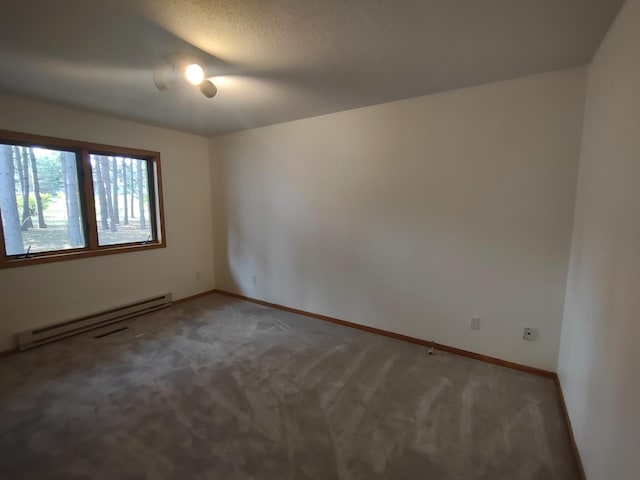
left=17, top=293, right=173, bottom=351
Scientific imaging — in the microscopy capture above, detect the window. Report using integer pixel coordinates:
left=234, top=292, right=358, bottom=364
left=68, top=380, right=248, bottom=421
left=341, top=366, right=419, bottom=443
left=90, top=155, right=154, bottom=246
left=0, top=130, right=165, bottom=268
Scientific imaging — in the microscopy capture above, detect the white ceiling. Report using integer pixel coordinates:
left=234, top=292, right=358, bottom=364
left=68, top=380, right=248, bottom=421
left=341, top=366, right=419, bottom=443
left=0, top=0, right=624, bottom=136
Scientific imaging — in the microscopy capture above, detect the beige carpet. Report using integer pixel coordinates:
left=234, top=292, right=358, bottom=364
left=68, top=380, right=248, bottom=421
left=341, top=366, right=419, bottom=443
left=0, top=293, right=579, bottom=479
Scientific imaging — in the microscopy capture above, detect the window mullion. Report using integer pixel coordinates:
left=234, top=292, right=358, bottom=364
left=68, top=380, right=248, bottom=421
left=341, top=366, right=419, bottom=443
left=0, top=130, right=165, bottom=268
left=80, top=148, right=99, bottom=250
left=151, top=156, right=165, bottom=245
left=144, top=159, right=157, bottom=242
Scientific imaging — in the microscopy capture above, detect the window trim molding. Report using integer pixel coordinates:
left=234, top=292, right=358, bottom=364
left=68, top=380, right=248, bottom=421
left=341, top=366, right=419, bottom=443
left=0, top=129, right=166, bottom=269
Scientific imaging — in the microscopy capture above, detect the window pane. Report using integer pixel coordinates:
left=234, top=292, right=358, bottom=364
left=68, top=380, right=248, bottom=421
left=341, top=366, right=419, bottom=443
left=0, top=144, right=85, bottom=256
left=90, top=155, right=153, bottom=246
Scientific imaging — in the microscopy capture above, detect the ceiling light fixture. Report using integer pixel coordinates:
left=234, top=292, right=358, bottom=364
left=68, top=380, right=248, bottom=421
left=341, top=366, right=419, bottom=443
left=154, top=56, right=217, bottom=99
left=185, top=63, right=204, bottom=85
left=199, top=80, right=218, bottom=98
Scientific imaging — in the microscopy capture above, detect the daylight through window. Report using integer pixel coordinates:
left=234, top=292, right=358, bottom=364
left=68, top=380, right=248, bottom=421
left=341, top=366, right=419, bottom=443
left=0, top=130, right=165, bottom=267
left=90, top=155, right=154, bottom=247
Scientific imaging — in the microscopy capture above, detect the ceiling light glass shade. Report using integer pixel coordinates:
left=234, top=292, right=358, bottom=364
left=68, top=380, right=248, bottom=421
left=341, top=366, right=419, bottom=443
left=200, top=80, right=217, bottom=98
left=185, top=64, right=204, bottom=85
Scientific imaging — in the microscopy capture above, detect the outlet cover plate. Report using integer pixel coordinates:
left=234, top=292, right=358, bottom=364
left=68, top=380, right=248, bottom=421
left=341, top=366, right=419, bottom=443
left=523, top=327, right=537, bottom=341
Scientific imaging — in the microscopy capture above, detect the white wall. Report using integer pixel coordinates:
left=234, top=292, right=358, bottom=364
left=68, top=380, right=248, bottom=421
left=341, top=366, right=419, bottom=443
left=558, top=1, right=640, bottom=478
left=211, top=68, right=586, bottom=371
left=0, top=93, right=215, bottom=351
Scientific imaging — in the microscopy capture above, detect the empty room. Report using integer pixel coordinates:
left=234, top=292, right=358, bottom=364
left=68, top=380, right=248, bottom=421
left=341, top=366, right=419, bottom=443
left=0, top=1, right=638, bottom=479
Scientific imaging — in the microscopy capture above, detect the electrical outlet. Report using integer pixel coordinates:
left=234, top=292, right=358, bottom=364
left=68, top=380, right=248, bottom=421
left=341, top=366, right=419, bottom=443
left=251, top=275, right=257, bottom=285
left=469, top=316, right=481, bottom=330
left=523, top=327, right=537, bottom=341
left=195, top=272, right=201, bottom=281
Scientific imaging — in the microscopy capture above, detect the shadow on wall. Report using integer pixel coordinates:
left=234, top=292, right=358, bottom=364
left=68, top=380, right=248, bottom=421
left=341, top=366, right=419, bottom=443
left=212, top=73, right=580, bottom=371
left=562, top=238, right=638, bottom=454
left=214, top=127, right=543, bottom=342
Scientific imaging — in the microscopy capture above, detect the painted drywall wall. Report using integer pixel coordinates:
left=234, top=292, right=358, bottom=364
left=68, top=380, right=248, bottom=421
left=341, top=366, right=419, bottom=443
left=558, top=1, right=640, bottom=478
left=0, top=93, right=215, bottom=351
left=210, top=68, right=586, bottom=371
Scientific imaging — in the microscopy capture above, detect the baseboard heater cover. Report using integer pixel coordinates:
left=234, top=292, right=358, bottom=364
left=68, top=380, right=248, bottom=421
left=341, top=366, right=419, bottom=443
left=17, top=293, right=173, bottom=351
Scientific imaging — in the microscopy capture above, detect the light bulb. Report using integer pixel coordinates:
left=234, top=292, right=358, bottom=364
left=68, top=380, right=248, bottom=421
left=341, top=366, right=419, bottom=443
left=185, top=64, right=204, bottom=85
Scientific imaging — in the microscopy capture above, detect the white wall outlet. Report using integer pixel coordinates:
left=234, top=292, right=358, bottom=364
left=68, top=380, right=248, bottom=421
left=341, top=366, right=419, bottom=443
left=523, top=327, right=537, bottom=341
left=469, top=316, right=481, bottom=330
left=195, top=272, right=201, bottom=281
left=251, top=275, right=257, bottom=285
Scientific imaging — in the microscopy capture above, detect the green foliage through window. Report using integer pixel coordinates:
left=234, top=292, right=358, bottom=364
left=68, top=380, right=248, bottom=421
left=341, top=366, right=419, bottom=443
left=0, top=131, right=164, bottom=267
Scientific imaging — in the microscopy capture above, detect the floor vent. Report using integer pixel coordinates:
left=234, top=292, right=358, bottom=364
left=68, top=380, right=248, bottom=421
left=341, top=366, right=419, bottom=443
left=17, top=293, right=172, bottom=351
left=94, top=326, right=129, bottom=339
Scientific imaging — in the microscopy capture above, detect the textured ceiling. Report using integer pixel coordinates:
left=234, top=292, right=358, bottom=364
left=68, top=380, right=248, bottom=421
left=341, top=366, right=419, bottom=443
left=0, top=0, right=624, bottom=136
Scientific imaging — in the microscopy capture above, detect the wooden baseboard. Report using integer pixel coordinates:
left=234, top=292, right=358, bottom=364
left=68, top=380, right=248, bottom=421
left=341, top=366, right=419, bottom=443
left=553, top=375, right=587, bottom=480
left=0, top=289, right=218, bottom=360
left=213, top=289, right=555, bottom=378
left=214, top=289, right=586, bottom=475
left=173, top=289, right=217, bottom=305
left=0, top=287, right=585, bottom=477
left=0, top=347, right=18, bottom=358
